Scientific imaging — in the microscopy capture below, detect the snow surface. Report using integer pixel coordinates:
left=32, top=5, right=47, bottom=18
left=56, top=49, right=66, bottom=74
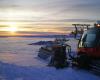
left=0, top=37, right=100, bottom=80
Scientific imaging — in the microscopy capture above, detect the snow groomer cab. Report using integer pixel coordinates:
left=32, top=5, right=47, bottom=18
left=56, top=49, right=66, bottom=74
left=74, top=21, right=100, bottom=68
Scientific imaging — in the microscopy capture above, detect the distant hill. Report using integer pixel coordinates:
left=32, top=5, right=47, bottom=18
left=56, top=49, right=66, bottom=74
left=0, top=34, right=81, bottom=39
left=28, top=41, right=53, bottom=45
left=0, top=35, right=68, bottom=38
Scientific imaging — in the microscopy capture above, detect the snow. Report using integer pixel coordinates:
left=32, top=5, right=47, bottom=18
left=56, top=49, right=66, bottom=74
left=0, top=37, right=100, bottom=80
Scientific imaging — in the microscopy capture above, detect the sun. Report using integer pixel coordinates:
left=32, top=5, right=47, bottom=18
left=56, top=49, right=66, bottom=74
left=8, top=27, right=18, bottom=32
left=7, top=22, right=18, bottom=32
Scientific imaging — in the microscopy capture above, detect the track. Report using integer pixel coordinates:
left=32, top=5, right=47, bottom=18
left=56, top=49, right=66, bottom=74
left=68, top=53, right=100, bottom=76
left=90, top=60, right=100, bottom=75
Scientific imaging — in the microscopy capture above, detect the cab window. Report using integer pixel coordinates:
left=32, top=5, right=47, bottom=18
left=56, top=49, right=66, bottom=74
left=79, top=32, right=97, bottom=48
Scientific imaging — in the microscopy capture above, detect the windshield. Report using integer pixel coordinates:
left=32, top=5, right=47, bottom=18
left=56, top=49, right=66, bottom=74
left=79, top=31, right=100, bottom=48
left=86, top=33, right=96, bottom=41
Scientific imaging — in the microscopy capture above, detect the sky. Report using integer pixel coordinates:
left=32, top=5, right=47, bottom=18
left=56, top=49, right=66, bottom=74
left=0, top=0, right=100, bottom=36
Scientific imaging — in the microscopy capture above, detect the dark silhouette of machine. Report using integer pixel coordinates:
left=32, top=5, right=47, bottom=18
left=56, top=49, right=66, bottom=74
left=48, top=45, right=68, bottom=69
left=38, top=36, right=71, bottom=68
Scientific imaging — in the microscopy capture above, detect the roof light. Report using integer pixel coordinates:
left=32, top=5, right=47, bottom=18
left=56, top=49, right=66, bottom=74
left=96, top=24, right=100, bottom=27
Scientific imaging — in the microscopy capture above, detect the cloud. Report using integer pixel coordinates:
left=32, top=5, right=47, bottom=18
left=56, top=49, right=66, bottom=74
left=0, top=0, right=100, bottom=20
left=0, top=18, right=96, bottom=23
left=0, top=0, right=100, bottom=35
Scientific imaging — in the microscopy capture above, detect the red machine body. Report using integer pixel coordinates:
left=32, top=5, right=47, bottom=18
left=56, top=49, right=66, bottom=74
left=78, top=24, right=100, bottom=59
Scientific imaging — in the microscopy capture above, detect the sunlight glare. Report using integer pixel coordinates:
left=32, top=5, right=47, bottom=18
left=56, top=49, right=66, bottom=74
left=7, top=22, right=18, bottom=32
left=8, top=27, right=17, bottom=32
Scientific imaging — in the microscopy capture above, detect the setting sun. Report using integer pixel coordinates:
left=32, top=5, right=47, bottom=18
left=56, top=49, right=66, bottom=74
left=8, top=27, right=18, bottom=32
left=6, top=22, right=18, bottom=32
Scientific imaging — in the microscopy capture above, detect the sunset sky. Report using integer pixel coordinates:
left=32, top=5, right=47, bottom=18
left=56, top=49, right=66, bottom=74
left=0, top=0, right=100, bottom=36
